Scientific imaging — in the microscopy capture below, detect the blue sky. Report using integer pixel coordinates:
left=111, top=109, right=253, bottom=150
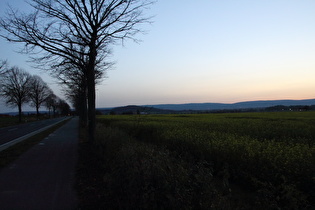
left=1, top=0, right=315, bottom=112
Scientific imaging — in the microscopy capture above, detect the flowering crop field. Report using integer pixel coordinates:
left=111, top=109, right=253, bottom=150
left=95, top=112, right=315, bottom=208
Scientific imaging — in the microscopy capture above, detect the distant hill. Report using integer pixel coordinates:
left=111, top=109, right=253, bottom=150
left=97, top=105, right=175, bottom=115
left=147, top=99, right=315, bottom=111
left=6, top=99, right=314, bottom=115
left=97, top=99, right=315, bottom=114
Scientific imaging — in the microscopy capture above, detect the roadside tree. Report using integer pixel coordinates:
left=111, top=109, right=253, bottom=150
left=29, top=75, right=51, bottom=118
left=45, top=93, right=57, bottom=118
left=0, top=60, right=8, bottom=76
left=56, top=98, right=71, bottom=116
left=55, top=49, right=112, bottom=127
left=0, top=0, right=154, bottom=142
left=0, top=67, right=32, bottom=122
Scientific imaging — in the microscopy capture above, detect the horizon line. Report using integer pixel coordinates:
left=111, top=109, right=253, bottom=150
left=97, top=97, right=315, bottom=109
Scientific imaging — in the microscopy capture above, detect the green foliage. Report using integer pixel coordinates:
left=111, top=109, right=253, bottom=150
left=97, top=112, right=315, bottom=208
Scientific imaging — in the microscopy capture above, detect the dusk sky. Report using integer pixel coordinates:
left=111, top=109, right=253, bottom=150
left=1, top=0, right=315, bottom=113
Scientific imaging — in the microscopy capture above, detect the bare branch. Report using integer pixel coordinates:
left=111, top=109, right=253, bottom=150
left=0, top=0, right=155, bottom=141
left=0, top=66, right=32, bottom=121
left=29, top=75, right=52, bottom=116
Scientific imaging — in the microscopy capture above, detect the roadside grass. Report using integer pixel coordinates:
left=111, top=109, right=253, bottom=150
left=75, top=127, right=108, bottom=209
left=0, top=116, right=22, bottom=128
left=0, top=115, right=51, bottom=128
left=0, top=118, right=70, bottom=168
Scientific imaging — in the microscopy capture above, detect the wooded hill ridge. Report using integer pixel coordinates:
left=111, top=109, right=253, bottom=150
left=149, top=99, right=315, bottom=111
left=97, top=99, right=315, bottom=114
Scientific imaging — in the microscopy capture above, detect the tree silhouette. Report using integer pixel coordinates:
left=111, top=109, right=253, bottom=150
left=56, top=98, right=71, bottom=116
left=0, top=60, right=8, bottom=76
left=45, top=92, right=58, bottom=118
left=0, top=0, right=154, bottom=142
left=29, top=75, right=52, bottom=118
left=52, top=46, right=112, bottom=127
left=0, top=67, right=32, bottom=122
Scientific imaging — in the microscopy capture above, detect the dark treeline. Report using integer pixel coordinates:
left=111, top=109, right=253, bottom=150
left=265, top=105, right=315, bottom=112
left=0, top=0, right=154, bottom=142
left=0, top=60, right=70, bottom=122
left=98, top=104, right=315, bottom=115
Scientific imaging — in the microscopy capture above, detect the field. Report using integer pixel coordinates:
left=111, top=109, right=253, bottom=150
left=78, top=111, right=315, bottom=209
left=0, top=116, right=23, bottom=128
left=0, top=115, right=48, bottom=128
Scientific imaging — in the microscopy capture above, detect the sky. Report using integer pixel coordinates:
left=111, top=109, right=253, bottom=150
left=0, top=0, right=315, bottom=113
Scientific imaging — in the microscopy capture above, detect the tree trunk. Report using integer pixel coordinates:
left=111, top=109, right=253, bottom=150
left=87, top=37, right=97, bottom=143
left=87, top=75, right=95, bottom=143
left=79, top=78, right=88, bottom=127
left=79, top=85, right=88, bottom=128
left=18, top=103, right=22, bottom=123
left=36, top=105, right=40, bottom=119
left=87, top=72, right=95, bottom=142
left=82, top=88, right=88, bottom=126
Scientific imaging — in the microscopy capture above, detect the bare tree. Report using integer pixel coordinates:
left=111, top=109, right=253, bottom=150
left=55, top=47, right=113, bottom=127
left=45, top=92, right=57, bottom=118
left=60, top=65, right=88, bottom=127
left=0, top=60, right=8, bottom=76
left=29, top=75, right=51, bottom=118
left=56, top=98, right=71, bottom=116
left=0, top=0, right=154, bottom=142
left=0, top=67, right=32, bottom=122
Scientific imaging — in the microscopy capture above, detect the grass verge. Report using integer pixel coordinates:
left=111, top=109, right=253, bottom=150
left=0, top=115, right=52, bottom=128
left=0, top=118, right=70, bottom=168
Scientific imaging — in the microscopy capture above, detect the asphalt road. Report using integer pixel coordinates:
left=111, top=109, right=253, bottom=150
left=0, top=117, right=78, bottom=209
left=0, top=117, right=69, bottom=145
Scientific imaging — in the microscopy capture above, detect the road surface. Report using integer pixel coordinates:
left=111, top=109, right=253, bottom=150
left=0, top=117, right=78, bottom=210
left=0, top=117, right=69, bottom=146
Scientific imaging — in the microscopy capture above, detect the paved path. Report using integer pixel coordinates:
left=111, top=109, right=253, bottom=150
left=0, top=117, right=78, bottom=210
